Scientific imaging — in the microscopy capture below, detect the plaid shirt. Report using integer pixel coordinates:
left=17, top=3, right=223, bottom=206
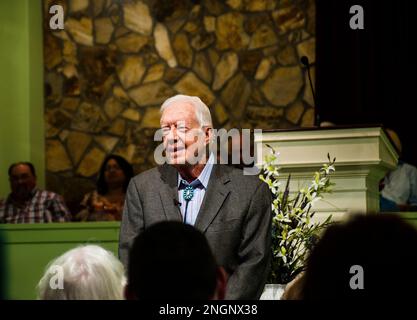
left=0, top=188, right=71, bottom=224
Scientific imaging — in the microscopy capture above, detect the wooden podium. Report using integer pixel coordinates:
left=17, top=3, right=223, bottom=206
left=254, top=125, right=399, bottom=222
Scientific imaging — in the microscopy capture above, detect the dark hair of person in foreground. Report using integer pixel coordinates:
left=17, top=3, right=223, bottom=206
left=126, top=221, right=226, bottom=300
left=302, top=214, right=417, bottom=299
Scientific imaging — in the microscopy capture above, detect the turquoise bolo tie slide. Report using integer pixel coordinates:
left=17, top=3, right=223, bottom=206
left=183, top=185, right=195, bottom=201
left=182, top=185, right=195, bottom=224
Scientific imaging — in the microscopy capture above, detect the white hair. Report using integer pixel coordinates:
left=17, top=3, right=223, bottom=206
left=160, top=94, right=213, bottom=127
left=37, top=245, right=126, bottom=300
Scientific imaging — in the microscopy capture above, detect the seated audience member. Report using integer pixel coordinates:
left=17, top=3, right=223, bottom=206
left=125, top=221, right=227, bottom=300
left=0, top=162, right=70, bottom=223
left=37, top=245, right=126, bottom=300
left=76, top=155, right=133, bottom=221
left=380, top=129, right=417, bottom=211
left=301, top=214, right=417, bottom=299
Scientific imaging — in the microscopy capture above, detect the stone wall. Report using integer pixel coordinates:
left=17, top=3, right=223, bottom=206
left=43, top=0, right=316, bottom=213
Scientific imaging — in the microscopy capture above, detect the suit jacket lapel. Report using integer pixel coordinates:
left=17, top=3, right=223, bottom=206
left=194, top=165, right=231, bottom=233
left=158, top=164, right=182, bottom=222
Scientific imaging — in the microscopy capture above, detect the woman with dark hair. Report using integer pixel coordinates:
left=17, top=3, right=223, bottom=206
left=76, top=155, right=134, bottom=221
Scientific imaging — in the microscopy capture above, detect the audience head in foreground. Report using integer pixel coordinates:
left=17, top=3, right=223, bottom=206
left=126, top=221, right=227, bottom=300
left=302, top=214, right=417, bottom=299
left=37, top=245, right=126, bottom=300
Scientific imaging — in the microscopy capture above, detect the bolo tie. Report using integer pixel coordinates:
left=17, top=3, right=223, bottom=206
left=183, top=185, right=194, bottom=223
left=180, top=180, right=202, bottom=224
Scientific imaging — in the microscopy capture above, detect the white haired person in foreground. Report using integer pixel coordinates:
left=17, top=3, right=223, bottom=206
left=37, top=245, right=126, bottom=300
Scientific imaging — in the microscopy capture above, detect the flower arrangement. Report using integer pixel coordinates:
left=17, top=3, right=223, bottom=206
left=259, top=145, right=336, bottom=284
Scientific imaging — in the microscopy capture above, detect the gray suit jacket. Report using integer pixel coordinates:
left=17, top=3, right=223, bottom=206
left=119, top=163, right=272, bottom=299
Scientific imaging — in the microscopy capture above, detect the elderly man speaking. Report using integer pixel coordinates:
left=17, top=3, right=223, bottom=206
left=119, top=94, right=271, bottom=300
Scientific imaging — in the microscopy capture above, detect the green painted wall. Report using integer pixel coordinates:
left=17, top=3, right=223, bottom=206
left=0, top=0, right=44, bottom=198
left=0, top=222, right=121, bottom=300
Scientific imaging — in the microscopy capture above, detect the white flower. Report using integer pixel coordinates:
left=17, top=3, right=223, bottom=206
left=311, top=196, right=322, bottom=206
left=260, top=146, right=336, bottom=284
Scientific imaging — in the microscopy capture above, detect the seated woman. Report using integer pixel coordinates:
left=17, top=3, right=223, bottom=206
left=76, top=155, right=134, bottom=221
left=380, top=129, right=417, bottom=211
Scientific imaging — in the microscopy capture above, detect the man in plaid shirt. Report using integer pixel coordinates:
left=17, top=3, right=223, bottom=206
left=0, top=162, right=71, bottom=223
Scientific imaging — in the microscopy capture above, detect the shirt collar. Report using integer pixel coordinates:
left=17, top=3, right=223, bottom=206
left=177, top=153, right=215, bottom=189
left=8, top=187, right=38, bottom=205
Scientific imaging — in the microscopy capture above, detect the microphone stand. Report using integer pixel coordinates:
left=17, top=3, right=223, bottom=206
left=300, top=56, right=320, bottom=127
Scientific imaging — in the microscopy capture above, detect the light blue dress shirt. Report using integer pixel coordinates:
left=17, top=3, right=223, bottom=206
left=177, top=153, right=214, bottom=225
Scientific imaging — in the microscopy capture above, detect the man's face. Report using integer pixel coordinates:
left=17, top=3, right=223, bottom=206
left=160, top=102, right=211, bottom=166
left=9, top=164, right=37, bottom=199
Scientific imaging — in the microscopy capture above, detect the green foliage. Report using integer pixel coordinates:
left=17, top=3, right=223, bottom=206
left=259, top=145, right=336, bottom=284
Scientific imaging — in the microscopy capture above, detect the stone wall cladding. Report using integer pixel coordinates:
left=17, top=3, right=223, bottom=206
left=43, top=0, right=315, bottom=210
